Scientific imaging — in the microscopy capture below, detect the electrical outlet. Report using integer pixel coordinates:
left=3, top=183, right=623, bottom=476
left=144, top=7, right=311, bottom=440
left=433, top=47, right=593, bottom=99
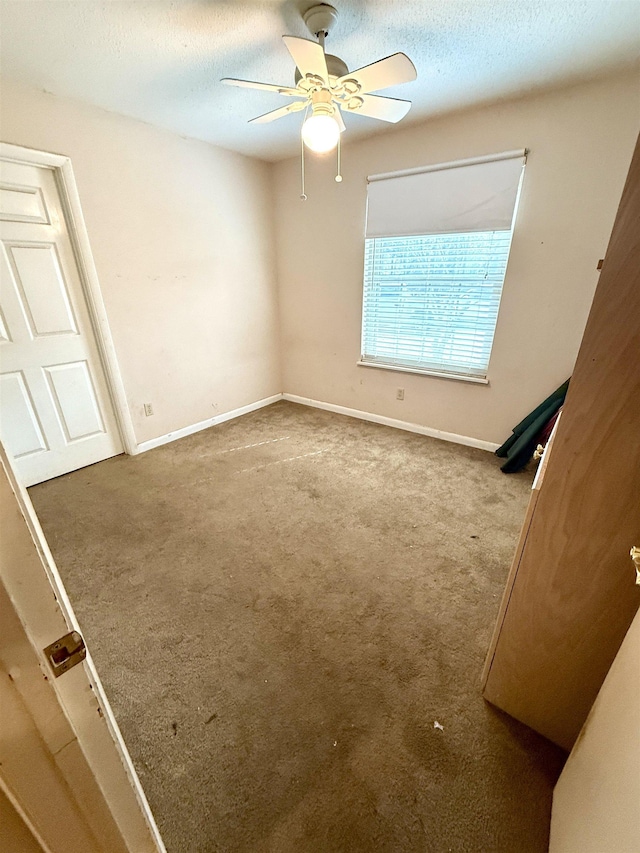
left=396, top=388, right=405, bottom=401
left=143, top=403, right=154, bottom=417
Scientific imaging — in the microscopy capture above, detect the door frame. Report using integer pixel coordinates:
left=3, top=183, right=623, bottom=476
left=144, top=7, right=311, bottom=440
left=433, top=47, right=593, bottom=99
left=0, top=141, right=137, bottom=457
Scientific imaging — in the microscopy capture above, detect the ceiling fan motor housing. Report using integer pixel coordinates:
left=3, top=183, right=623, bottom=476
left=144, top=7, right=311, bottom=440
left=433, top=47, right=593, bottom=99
left=294, top=52, right=348, bottom=84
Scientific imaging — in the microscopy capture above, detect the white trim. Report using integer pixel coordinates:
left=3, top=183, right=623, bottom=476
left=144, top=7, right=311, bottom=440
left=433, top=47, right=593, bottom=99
left=357, top=360, right=490, bottom=385
left=136, top=394, right=283, bottom=453
left=0, top=142, right=137, bottom=456
left=282, top=394, right=500, bottom=452
left=0, top=142, right=69, bottom=169
left=367, top=149, right=527, bottom=183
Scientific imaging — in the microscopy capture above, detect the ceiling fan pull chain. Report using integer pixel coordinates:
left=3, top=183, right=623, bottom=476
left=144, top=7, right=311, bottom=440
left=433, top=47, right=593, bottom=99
left=300, top=131, right=307, bottom=200
left=336, top=132, right=343, bottom=183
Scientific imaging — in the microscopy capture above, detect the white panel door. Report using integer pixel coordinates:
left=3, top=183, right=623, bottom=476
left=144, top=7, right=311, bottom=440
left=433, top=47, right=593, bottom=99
left=0, top=443, right=164, bottom=851
left=0, top=160, right=122, bottom=485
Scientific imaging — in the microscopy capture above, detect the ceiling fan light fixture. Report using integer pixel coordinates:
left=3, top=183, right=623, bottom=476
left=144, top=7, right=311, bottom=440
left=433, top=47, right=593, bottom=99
left=301, top=106, right=340, bottom=153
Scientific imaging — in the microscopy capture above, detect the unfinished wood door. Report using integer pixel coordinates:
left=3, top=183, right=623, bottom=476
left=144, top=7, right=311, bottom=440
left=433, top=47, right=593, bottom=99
left=482, top=134, right=640, bottom=751
left=0, top=159, right=122, bottom=486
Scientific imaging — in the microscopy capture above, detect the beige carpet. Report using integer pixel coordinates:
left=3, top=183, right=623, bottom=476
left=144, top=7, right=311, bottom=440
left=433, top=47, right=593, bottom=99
left=30, top=401, right=565, bottom=852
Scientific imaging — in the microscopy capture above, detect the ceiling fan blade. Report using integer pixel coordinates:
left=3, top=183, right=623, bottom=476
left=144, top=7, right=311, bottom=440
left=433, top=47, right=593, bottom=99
left=333, top=105, right=346, bottom=133
left=337, top=53, right=416, bottom=94
left=221, top=77, right=301, bottom=97
left=282, top=35, right=328, bottom=84
left=249, top=100, right=308, bottom=124
left=342, top=93, right=411, bottom=123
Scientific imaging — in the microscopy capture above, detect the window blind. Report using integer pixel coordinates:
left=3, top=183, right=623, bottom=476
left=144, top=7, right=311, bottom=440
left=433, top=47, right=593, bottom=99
left=361, top=151, right=525, bottom=379
left=361, top=231, right=513, bottom=378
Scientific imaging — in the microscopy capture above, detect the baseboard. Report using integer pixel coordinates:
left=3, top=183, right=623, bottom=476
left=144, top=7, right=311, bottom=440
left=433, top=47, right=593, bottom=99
left=282, top=393, right=500, bottom=453
left=134, top=392, right=499, bottom=455
left=135, top=394, right=283, bottom=454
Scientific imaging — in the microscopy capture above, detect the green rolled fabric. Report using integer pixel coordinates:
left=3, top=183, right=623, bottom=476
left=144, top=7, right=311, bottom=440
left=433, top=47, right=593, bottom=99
left=496, top=379, right=570, bottom=473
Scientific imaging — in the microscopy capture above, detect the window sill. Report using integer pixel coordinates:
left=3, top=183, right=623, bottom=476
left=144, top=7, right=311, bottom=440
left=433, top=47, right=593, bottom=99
left=356, top=360, right=490, bottom=385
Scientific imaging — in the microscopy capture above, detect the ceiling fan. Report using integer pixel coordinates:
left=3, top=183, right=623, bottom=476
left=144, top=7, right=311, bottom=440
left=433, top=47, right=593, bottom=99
left=221, top=3, right=417, bottom=158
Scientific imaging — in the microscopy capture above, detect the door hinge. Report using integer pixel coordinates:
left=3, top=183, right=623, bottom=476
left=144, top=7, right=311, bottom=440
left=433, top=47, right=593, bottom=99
left=43, top=630, right=87, bottom=677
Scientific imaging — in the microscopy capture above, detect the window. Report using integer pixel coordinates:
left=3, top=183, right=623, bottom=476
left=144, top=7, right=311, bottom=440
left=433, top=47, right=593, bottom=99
left=360, top=151, right=526, bottom=381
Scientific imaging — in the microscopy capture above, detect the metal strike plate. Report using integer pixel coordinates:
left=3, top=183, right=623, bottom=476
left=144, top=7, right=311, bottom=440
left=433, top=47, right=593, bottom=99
left=44, top=630, right=86, bottom=677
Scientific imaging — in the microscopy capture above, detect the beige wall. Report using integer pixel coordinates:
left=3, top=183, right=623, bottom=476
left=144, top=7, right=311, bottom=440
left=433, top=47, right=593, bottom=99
left=2, top=73, right=639, bottom=450
left=549, top=606, right=640, bottom=852
left=0, top=80, right=281, bottom=444
left=273, top=71, right=640, bottom=445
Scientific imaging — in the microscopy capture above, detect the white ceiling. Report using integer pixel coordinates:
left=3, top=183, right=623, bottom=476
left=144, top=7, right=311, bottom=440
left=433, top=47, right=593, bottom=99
left=1, top=1, right=639, bottom=162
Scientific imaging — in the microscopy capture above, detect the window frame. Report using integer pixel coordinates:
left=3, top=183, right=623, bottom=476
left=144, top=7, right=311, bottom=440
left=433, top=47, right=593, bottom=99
left=359, top=151, right=526, bottom=384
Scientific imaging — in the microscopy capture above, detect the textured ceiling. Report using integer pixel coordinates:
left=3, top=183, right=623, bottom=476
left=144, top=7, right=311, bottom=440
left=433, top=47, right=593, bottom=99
left=1, top=0, right=639, bottom=161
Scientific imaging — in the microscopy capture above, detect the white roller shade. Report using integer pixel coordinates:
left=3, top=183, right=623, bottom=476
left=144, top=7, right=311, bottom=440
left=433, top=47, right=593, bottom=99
left=366, top=150, right=526, bottom=238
